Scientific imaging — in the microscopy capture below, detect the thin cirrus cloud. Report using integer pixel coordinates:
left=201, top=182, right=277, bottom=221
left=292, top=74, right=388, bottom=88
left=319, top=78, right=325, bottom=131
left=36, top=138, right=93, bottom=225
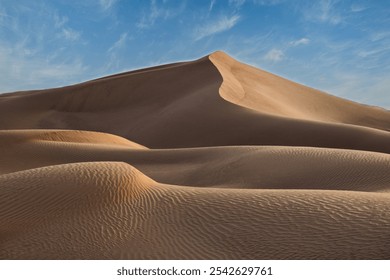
left=137, top=0, right=185, bottom=29
left=229, top=0, right=246, bottom=8
left=0, top=43, right=87, bottom=93
left=229, top=0, right=283, bottom=7
left=350, top=4, right=367, bottom=13
left=99, top=0, right=118, bottom=11
left=264, top=48, right=284, bottom=62
left=0, top=1, right=88, bottom=92
left=290, top=38, right=310, bottom=46
left=105, top=32, right=131, bottom=71
left=261, top=38, right=309, bottom=64
left=59, top=28, right=81, bottom=41
left=303, top=0, right=342, bottom=25
left=209, top=0, right=217, bottom=13
left=108, top=33, right=128, bottom=53
left=193, top=14, right=241, bottom=41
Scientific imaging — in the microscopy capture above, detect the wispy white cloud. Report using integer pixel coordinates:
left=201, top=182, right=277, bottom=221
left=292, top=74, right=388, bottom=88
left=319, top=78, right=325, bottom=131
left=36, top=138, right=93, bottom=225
left=59, top=28, right=81, bottom=41
left=370, top=31, right=390, bottom=42
left=350, top=4, right=367, bottom=13
left=99, top=0, right=118, bottom=11
left=0, top=8, right=10, bottom=27
left=290, top=37, right=310, bottom=46
left=105, top=32, right=130, bottom=71
left=229, top=0, right=283, bottom=7
left=52, top=12, right=81, bottom=42
left=0, top=44, right=87, bottom=93
left=253, top=0, right=284, bottom=5
left=264, top=48, right=284, bottom=62
left=321, top=71, right=390, bottom=109
left=54, top=14, right=68, bottom=28
left=303, top=0, right=342, bottom=25
left=193, top=14, right=241, bottom=41
left=357, top=46, right=390, bottom=58
left=209, top=0, right=217, bottom=13
left=229, top=0, right=245, bottom=8
left=108, top=32, right=128, bottom=53
left=0, top=2, right=89, bottom=93
left=318, top=0, right=341, bottom=24
left=137, top=0, right=185, bottom=29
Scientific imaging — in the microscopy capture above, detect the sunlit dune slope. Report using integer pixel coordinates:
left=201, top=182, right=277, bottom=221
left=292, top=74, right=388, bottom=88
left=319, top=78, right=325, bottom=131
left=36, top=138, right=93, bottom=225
left=210, top=51, right=390, bottom=129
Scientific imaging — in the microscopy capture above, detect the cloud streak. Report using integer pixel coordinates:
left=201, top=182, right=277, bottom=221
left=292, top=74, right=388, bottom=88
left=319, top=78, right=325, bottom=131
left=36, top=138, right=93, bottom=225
left=0, top=2, right=89, bottom=93
left=193, top=14, right=241, bottom=41
left=209, top=0, right=217, bottom=12
left=105, top=32, right=131, bottom=71
left=264, top=48, right=284, bottom=62
left=303, top=0, right=342, bottom=25
left=99, top=0, right=118, bottom=11
left=290, top=38, right=310, bottom=46
left=108, top=33, right=128, bottom=53
left=137, top=0, right=185, bottom=29
left=0, top=44, right=87, bottom=93
left=229, top=0, right=246, bottom=8
left=59, top=28, right=81, bottom=41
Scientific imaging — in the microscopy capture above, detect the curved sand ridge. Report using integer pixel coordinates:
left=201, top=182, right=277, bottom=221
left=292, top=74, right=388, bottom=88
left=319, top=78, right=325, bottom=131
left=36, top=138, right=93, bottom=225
left=0, top=129, right=146, bottom=148
left=0, top=51, right=390, bottom=259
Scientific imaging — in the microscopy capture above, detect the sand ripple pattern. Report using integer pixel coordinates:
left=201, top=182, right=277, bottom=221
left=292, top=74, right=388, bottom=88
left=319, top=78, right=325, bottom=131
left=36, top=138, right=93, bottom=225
left=1, top=162, right=389, bottom=259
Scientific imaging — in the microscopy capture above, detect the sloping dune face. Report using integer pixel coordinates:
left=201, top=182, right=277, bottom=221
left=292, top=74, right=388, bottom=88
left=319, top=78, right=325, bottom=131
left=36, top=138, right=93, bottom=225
left=0, top=51, right=390, bottom=259
left=210, top=52, right=390, bottom=129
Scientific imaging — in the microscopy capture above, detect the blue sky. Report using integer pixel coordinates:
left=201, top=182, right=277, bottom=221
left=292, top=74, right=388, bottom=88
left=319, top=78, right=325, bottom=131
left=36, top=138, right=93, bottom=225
left=0, top=0, right=389, bottom=108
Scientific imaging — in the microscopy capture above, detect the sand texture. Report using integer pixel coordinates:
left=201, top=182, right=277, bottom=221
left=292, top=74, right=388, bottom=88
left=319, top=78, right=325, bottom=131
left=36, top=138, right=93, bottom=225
left=0, top=51, right=389, bottom=259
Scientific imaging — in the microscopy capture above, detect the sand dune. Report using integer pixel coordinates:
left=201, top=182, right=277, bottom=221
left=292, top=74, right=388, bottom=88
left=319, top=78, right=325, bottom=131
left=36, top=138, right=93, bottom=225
left=1, top=162, right=389, bottom=259
left=0, top=51, right=390, bottom=259
left=1, top=52, right=390, bottom=152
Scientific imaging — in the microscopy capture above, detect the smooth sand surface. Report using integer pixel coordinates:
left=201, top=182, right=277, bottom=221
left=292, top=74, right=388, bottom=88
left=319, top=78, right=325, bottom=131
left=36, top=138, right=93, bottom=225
left=1, top=51, right=390, bottom=259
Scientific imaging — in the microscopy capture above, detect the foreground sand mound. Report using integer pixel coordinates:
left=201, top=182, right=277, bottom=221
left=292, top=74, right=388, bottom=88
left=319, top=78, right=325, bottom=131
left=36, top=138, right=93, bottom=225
left=1, top=51, right=389, bottom=259
left=1, top=162, right=389, bottom=259
left=0, top=162, right=154, bottom=259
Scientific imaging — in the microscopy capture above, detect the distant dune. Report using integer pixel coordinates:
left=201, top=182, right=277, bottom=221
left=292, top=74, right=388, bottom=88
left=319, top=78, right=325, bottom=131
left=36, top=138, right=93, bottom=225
left=1, top=51, right=389, bottom=259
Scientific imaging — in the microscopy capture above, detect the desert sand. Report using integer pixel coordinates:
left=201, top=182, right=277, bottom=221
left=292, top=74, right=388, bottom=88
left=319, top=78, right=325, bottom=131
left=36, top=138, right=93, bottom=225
left=0, top=51, right=389, bottom=259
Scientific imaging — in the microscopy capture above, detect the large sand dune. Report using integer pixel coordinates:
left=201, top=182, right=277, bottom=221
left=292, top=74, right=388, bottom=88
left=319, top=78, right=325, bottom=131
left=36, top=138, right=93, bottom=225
left=0, top=51, right=389, bottom=259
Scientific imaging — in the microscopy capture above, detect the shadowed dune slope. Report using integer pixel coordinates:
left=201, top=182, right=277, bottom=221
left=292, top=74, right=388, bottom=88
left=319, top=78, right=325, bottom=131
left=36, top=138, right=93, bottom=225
left=0, top=52, right=389, bottom=153
left=1, top=162, right=389, bottom=259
